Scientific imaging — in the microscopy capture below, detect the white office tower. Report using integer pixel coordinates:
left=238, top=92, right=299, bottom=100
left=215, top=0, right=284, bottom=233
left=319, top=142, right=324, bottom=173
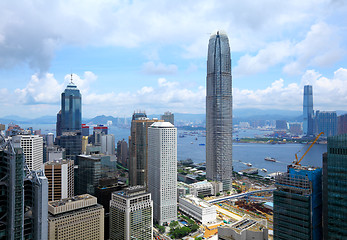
left=109, top=186, right=153, bottom=240
left=13, top=135, right=43, bottom=171
left=101, top=134, right=115, bottom=155
left=148, top=122, right=177, bottom=225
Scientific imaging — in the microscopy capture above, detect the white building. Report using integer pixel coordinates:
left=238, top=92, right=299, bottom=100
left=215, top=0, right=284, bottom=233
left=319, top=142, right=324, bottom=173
left=190, top=180, right=223, bottom=197
left=179, top=195, right=216, bottom=224
left=101, top=134, right=115, bottom=155
left=109, top=186, right=153, bottom=240
left=148, top=122, right=177, bottom=225
left=13, top=135, right=43, bottom=171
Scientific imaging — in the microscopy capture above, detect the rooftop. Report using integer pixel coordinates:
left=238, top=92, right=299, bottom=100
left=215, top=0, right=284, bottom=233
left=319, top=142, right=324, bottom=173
left=150, top=122, right=174, bottom=128
left=181, top=194, right=214, bottom=209
left=48, top=194, right=97, bottom=215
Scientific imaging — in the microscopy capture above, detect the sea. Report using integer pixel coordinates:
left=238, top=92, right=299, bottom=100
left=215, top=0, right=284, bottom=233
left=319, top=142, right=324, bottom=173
left=20, top=124, right=327, bottom=175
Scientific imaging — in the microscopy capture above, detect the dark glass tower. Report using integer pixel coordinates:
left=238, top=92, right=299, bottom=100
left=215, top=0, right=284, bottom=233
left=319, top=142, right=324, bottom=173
left=61, top=77, right=82, bottom=132
left=206, top=31, right=233, bottom=190
left=303, top=85, right=314, bottom=136
left=323, top=134, right=347, bottom=239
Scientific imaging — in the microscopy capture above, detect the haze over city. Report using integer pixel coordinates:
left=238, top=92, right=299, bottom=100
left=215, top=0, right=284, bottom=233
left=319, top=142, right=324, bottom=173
left=1, top=0, right=347, bottom=118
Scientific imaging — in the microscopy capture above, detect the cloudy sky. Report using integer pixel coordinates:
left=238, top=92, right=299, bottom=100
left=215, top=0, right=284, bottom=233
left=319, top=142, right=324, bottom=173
left=1, top=0, right=347, bottom=118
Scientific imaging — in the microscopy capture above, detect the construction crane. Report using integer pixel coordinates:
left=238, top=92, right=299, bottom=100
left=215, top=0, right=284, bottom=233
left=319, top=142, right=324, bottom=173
left=293, top=132, right=324, bottom=166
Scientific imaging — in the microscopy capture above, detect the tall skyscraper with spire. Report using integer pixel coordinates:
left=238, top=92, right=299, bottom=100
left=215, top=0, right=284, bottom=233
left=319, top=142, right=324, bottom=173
left=303, top=85, right=314, bottom=136
left=206, top=31, right=233, bottom=190
left=61, top=75, right=82, bottom=132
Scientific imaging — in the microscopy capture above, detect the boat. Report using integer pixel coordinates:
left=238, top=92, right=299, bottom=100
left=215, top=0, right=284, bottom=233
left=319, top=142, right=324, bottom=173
left=261, top=168, right=268, bottom=172
left=265, top=157, right=276, bottom=162
left=246, top=163, right=252, bottom=167
left=190, top=142, right=194, bottom=144
left=199, top=143, right=205, bottom=146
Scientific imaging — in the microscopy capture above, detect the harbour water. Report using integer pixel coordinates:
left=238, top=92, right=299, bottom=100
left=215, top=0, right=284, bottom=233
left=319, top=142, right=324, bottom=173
left=19, top=124, right=327, bottom=175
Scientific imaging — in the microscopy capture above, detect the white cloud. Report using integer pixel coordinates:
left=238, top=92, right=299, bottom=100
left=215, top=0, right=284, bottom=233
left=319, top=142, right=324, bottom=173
left=142, top=61, right=178, bottom=75
left=0, top=0, right=343, bottom=71
left=234, top=67, right=347, bottom=111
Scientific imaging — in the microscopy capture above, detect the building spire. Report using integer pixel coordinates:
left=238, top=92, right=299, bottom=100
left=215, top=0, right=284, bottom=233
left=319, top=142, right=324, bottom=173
left=70, top=73, right=73, bottom=84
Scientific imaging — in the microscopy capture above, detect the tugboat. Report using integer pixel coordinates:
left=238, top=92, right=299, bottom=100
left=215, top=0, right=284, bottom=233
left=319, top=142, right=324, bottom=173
left=264, top=157, right=276, bottom=162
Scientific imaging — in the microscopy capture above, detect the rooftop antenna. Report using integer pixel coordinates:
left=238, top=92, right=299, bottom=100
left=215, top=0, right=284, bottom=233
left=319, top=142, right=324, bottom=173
left=70, top=73, right=74, bottom=84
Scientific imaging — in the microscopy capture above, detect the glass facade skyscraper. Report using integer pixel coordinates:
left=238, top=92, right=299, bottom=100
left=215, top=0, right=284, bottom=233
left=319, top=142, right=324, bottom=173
left=323, top=134, right=347, bottom=239
left=303, top=85, right=314, bottom=136
left=61, top=80, right=81, bottom=132
left=206, top=31, right=233, bottom=190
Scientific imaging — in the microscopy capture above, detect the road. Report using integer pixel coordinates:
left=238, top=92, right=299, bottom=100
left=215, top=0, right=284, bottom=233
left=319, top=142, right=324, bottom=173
left=207, top=188, right=276, bottom=203
left=215, top=205, right=243, bottom=221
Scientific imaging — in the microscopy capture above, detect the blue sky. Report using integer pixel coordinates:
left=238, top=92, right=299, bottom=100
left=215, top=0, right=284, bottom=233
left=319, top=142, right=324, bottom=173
left=1, top=0, right=347, bottom=118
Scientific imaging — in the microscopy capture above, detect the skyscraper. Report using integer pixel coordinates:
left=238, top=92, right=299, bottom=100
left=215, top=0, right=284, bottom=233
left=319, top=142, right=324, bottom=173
left=148, top=122, right=177, bottom=225
left=61, top=77, right=82, bottom=132
left=274, top=165, right=322, bottom=239
left=322, top=134, right=347, bottom=239
left=206, top=30, right=233, bottom=190
left=161, top=111, right=174, bottom=125
left=109, top=186, right=153, bottom=240
left=13, top=135, right=43, bottom=171
left=303, top=85, right=314, bottom=136
left=129, top=112, right=163, bottom=187
left=44, top=159, right=74, bottom=201
left=0, top=135, right=25, bottom=239
left=314, top=111, right=337, bottom=137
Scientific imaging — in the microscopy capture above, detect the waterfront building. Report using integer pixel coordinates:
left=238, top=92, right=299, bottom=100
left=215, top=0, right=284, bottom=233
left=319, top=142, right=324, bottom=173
left=289, top=122, right=302, bottom=136
left=322, top=134, right=347, bottom=239
left=303, top=85, right=314, bottom=136
left=148, top=122, right=177, bottom=225
left=13, top=134, right=43, bottom=171
left=109, top=186, right=153, bottom=240
left=129, top=112, right=163, bottom=187
left=275, top=120, right=287, bottom=130
left=206, top=30, right=233, bottom=191
left=24, top=170, right=49, bottom=240
left=48, top=194, right=104, bottom=240
left=179, top=195, right=216, bottom=224
left=314, top=111, right=337, bottom=137
left=218, top=217, right=268, bottom=240
left=274, top=165, right=322, bottom=239
left=161, top=111, right=174, bottom=125
left=0, top=136, right=25, bottom=239
left=117, top=139, right=128, bottom=167
left=44, top=159, right=74, bottom=201
left=61, top=78, right=82, bottom=132
left=101, top=134, right=115, bottom=155
left=337, top=114, right=347, bottom=134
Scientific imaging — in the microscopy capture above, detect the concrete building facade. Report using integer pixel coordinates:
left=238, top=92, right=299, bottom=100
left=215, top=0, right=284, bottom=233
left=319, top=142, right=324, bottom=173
left=48, top=194, right=104, bottom=240
left=109, top=186, right=153, bottom=240
left=148, top=122, right=177, bottom=225
left=179, top=195, right=216, bottom=224
left=45, top=159, right=74, bottom=201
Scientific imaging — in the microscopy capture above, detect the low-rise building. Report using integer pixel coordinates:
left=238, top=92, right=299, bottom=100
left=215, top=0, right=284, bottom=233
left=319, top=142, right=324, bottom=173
left=179, top=195, right=216, bottom=224
left=48, top=194, right=104, bottom=240
left=218, top=217, right=268, bottom=240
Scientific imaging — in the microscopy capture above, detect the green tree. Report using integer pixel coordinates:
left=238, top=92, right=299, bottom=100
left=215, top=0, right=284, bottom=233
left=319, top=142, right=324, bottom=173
left=216, top=192, right=221, bottom=196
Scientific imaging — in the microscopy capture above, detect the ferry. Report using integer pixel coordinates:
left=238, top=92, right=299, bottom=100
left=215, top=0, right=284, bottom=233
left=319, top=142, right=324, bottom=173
left=264, top=157, right=276, bottom=162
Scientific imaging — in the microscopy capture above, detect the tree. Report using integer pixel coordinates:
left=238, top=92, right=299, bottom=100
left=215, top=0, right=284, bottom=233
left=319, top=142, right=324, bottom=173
left=216, top=192, right=221, bottom=196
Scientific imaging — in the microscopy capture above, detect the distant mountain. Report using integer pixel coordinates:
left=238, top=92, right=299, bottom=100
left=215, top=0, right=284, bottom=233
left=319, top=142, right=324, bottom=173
left=85, top=115, right=119, bottom=125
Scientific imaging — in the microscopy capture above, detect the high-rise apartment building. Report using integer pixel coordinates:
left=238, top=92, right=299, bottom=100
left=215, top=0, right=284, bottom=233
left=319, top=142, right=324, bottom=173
left=61, top=78, right=81, bottom=132
left=322, top=134, right=347, bottom=239
left=109, top=186, right=153, bottom=240
left=129, top=112, right=163, bottom=187
left=0, top=136, right=25, bottom=239
left=303, top=85, right=314, bottom=136
left=44, top=159, right=74, bottom=201
left=274, top=165, right=322, bottom=239
left=148, top=122, right=177, bottom=225
left=13, top=135, right=43, bottom=171
left=315, top=111, right=337, bottom=137
left=48, top=194, right=104, bottom=240
left=161, top=111, right=174, bottom=125
left=206, top=30, right=233, bottom=190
